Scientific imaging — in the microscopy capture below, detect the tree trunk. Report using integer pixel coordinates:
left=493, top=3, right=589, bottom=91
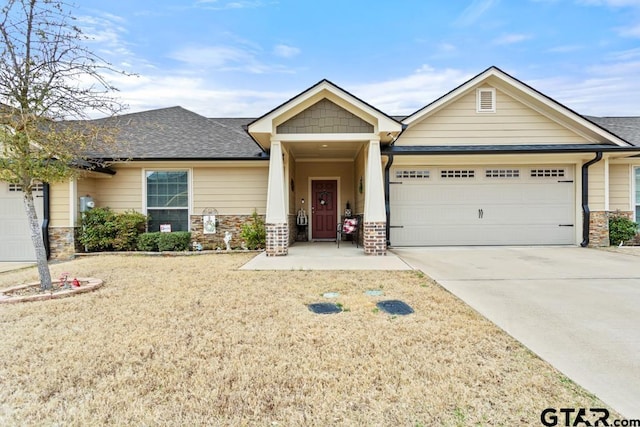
left=23, top=190, right=52, bottom=290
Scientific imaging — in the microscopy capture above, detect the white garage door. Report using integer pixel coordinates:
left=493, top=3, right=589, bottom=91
left=390, top=165, right=575, bottom=246
left=0, top=182, right=44, bottom=261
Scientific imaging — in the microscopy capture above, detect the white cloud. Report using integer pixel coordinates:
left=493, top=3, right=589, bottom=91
left=578, top=0, right=640, bottom=7
left=455, top=0, right=500, bottom=26
left=493, top=33, right=532, bottom=45
left=273, top=44, right=301, bottom=58
left=194, top=0, right=264, bottom=10
left=618, top=23, right=640, bottom=37
left=169, top=45, right=296, bottom=74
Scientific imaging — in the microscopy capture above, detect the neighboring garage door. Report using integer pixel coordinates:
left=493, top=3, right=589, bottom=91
left=390, top=165, right=575, bottom=246
left=0, top=182, right=44, bottom=261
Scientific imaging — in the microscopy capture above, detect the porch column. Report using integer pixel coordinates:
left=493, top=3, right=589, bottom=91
left=265, top=140, right=288, bottom=256
left=363, top=139, right=387, bottom=255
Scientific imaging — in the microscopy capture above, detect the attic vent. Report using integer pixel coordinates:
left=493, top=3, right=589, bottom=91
left=8, top=183, right=43, bottom=192
left=486, top=169, right=520, bottom=178
left=477, top=88, right=496, bottom=113
left=395, top=170, right=430, bottom=179
left=531, top=169, right=565, bottom=178
left=441, top=169, right=475, bottom=179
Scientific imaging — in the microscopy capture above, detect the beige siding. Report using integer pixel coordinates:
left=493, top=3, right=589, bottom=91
left=193, top=167, right=268, bottom=215
left=609, top=164, right=631, bottom=212
left=588, top=162, right=606, bottom=211
left=50, top=182, right=70, bottom=227
left=399, top=86, right=591, bottom=146
left=94, top=168, right=142, bottom=212
left=287, top=149, right=296, bottom=215
left=354, top=145, right=366, bottom=215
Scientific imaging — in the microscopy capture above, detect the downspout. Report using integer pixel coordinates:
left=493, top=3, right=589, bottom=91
left=383, top=154, right=394, bottom=247
left=42, top=182, right=51, bottom=259
left=580, top=152, right=603, bottom=247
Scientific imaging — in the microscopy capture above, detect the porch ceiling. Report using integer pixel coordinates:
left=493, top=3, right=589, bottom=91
left=286, top=140, right=364, bottom=160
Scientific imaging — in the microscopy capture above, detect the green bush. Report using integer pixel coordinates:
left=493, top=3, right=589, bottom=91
left=241, top=210, right=266, bottom=249
left=113, top=210, right=148, bottom=251
left=79, top=207, right=117, bottom=251
left=137, top=232, right=160, bottom=252
left=157, top=231, right=192, bottom=251
left=79, top=207, right=148, bottom=252
left=609, top=215, right=638, bottom=245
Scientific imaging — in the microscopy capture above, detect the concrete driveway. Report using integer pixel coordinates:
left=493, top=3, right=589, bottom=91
left=393, top=246, right=640, bottom=419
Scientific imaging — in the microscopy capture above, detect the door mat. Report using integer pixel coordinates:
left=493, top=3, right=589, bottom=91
left=376, top=300, right=414, bottom=315
left=308, top=302, right=342, bottom=314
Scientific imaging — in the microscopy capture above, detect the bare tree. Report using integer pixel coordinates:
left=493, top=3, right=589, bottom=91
left=0, top=0, right=130, bottom=290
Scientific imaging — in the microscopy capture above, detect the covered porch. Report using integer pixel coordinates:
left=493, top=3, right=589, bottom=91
left=248, top=80, right=403, bottom=256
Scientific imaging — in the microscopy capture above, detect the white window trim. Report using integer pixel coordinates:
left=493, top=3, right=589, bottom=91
left=476, top=88, right=496, bottom=113
left=142, top=168, right=193, bottom=230
left=634, top=166, right=640, bottom=223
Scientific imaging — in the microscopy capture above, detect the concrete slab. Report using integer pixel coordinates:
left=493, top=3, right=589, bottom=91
left=0, top=262, right=36, bottom=274
left=240, top=242, right=411, bottom=270
left=392, top=246, right=640, bottom=419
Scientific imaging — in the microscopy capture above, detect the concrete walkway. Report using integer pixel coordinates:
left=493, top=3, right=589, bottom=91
left=392, top=246, right=640, bottom=419
left=240, top=241, right=411, bottom=270
left=0, top=262, right=35, bottom=273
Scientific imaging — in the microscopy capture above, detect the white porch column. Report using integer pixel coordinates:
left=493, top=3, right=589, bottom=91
left=265, top=140, right=288, bottom=256
left=363, top=139, right=387, bottom=255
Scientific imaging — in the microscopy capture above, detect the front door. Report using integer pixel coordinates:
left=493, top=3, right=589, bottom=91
left=312, top=180, right=337, bottom=240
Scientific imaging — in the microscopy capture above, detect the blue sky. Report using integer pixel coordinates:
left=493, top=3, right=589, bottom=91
left=75, top=0, right=640, bottom=117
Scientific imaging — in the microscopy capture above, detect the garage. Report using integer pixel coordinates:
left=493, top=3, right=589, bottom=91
left=0, top=182, right=44, bottom=261
left=389, top=165, right=575, bottom=246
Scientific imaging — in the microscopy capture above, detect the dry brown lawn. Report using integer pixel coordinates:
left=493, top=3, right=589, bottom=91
left=0, top=254, right=613, bottom=426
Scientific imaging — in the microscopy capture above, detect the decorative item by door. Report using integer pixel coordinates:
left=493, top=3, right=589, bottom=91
left=312, top=180, right=337, bottom=240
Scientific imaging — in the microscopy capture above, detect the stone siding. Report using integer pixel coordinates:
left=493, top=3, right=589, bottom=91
left=266, top=223, right=288, bottom=256
left=588, top=210, right=634, bottom=247
left=363, top=221, right=386, bottom=256
left=191, top=214, right=260, bottom=250
left=277, top=99, right=373, bottom=134
left=49, top=227, right=76, bottom=260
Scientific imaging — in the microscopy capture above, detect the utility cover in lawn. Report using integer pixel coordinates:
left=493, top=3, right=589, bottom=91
left=377, top=300, right=414, bottom=315
left=308, top=302, right=342, bottom=314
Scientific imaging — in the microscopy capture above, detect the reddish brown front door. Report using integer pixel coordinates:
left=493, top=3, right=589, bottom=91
left=312, top=180, right=337, bottom=240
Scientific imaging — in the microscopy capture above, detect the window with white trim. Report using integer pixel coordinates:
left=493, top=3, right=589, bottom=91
left=8, top=183, right=43, bottom=192
left=477, top=88, right=496, bottom=113
left=146, top=170, right=189, bottom=232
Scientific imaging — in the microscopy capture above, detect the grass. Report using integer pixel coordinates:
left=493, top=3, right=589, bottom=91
left=0, top=254, right=615, bottom=426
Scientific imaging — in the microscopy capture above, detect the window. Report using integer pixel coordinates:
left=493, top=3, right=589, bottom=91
left=486, top=169, right=520, bottom=178
left=395, top=170, right=430, bottom=179
left=8, top=183, right=43, bottom=192
left=477, top=88, right=496, bottom=113
left=441, top=169, right=475, bottom=178
left=531, top=169, right=565, bottom=178
left=146, top=170, right=189, bottom=232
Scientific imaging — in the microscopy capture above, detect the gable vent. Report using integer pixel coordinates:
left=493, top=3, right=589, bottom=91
left=477, top=88, right=496, bottom=113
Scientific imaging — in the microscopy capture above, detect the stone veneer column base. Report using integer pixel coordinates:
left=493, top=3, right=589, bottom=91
left=587, top=211, right=635, bottom=247
left=266, top=223, right=288, bottom=256
left=49, top=227, right=77, bottom=260
left=363, top=222, right=386, bottom=256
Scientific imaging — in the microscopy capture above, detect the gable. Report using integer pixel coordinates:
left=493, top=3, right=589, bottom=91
left=397, top=84, right=592, bottom=146
left=276, top=99, right=374, bottom=134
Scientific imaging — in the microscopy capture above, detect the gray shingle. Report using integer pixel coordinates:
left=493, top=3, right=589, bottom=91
left=90, top=106, right=264, bottom=160
left=585, top=116, right=640, bottom=146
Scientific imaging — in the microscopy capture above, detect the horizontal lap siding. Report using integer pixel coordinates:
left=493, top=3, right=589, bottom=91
left=399, top=88, right=590, bottom=146
left=50, top=182, right=70, bottom=227
left=588, top=162, right=606, bottom=211
left=94, top=168, right=142, bottom=212
left=609, top=164, right=630, bottom=211
left=193, top=167, right=268, bottom=215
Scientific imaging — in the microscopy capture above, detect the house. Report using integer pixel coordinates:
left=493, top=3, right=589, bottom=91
left=2, top=66, right=640, bottom=261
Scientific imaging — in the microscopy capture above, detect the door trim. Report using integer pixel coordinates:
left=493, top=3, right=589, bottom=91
left=308, top=177, right=340, bottom=241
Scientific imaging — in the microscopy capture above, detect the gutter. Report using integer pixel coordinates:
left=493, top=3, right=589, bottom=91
left=42, top=183, right=50, bottom=259
left=383, top=154, right=394, bottom=246
left=580, top=152, right=603, bottom=247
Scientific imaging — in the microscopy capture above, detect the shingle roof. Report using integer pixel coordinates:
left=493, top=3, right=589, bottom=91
left=584, top=116, right=640, bottom=147
left=90, top=106, right=264, bottom=160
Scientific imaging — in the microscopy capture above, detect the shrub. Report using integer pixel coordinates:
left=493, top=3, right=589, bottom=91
left=137, top=232, right=160, bottom=252
left=157, top=231, right=192, bottom=251
left=78, top=207, right=117, bottom=251
left=241, top=210, right=266, bottom=249
left=113, top=211, right=147, bottom=251
left=609, top=215, right=638, bottom=245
